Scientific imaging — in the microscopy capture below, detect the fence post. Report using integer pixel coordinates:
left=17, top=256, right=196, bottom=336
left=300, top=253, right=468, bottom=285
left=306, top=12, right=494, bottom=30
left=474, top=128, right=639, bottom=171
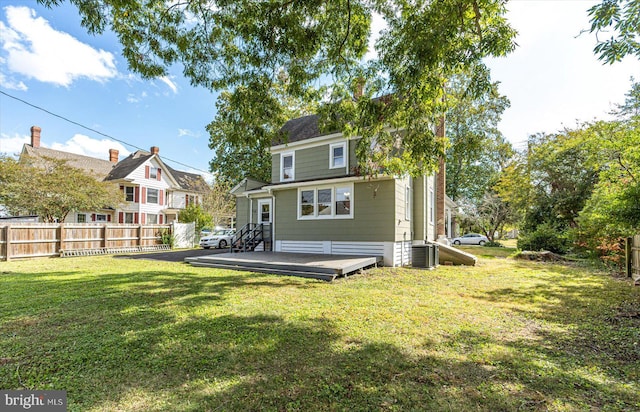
left=59, top=223, right=65, bottom=255
left=5, top=225, right=11, bottom=262
left=103, top=224, right=108, bottom=248
left=138, top=224, right=142, bottom=246
left=626, top=237, right=633, bottom=278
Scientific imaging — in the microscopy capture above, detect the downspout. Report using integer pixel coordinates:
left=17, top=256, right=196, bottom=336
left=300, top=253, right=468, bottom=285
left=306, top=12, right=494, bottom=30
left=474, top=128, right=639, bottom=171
left=436, top=116, right=448, bottom=245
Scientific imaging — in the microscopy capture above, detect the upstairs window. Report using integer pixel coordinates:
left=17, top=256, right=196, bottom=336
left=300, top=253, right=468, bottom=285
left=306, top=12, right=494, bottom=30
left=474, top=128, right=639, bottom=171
left=125, top=186, right=134, bottom=202
left=147, top=188, right=159, bottom=204
left=281, top=152, right=294, bottom=182
left=330, top=142, right=346, bottom=169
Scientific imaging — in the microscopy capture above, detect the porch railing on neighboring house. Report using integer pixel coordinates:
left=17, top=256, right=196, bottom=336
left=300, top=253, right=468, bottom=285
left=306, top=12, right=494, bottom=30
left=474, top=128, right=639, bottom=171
left=0, top=223, right=171, bottom=261
left=231, top=223, right=272, bottom=253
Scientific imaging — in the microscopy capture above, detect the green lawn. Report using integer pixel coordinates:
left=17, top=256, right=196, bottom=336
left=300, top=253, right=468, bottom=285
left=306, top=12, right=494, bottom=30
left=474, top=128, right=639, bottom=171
left=1, top=252, right=638, bottom=411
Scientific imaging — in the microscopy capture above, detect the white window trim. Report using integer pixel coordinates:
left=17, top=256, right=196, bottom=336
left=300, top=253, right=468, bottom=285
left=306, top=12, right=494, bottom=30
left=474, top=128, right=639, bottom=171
left=297, top=183, right=354, bottom=220
left=280, top=152, right=295, bottom=182
left=329, top=142, right=347, bottom=169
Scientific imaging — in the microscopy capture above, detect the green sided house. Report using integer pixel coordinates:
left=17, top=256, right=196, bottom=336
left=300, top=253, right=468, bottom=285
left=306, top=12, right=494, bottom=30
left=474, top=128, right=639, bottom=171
left=231, top=114, right=458, bottom=267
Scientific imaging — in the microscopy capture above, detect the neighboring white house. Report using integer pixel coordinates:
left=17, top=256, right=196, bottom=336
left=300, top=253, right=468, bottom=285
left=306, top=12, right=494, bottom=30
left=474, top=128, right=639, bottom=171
left=20, top=126, right=207, bottom=224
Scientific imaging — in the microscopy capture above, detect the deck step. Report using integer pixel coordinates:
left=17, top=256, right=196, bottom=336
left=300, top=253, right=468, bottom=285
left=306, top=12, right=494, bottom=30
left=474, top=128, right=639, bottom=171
left=188, top=261, right=337, bottom=281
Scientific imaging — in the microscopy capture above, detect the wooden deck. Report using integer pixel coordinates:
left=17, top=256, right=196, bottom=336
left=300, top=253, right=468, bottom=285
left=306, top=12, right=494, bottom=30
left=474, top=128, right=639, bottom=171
left=185, top=252, right=382, bottom=281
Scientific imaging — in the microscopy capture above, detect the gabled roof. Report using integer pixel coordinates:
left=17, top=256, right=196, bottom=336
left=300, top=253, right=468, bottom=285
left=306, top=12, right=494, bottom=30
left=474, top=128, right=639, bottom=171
left=22, top=144, right=207, bottom=193
left=276, top=95, right=392, bottom=146
left=166, top=165, right=209, bottom=192
left=104, top=150, right=150, bottom=181
left=277, top=114, right=324, bottom=144
left=22, top=144, right=114, bottom=178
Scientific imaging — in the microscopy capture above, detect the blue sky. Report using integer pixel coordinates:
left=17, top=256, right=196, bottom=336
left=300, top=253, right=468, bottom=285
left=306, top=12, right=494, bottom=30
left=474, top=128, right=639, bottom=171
left=1, top=0, right=639, bottom=177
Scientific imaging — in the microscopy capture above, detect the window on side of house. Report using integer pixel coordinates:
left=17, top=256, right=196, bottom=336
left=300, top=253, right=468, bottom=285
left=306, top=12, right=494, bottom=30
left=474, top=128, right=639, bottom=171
left=300, top=189, right=315, bottom=217
left=96, top=214, right=107, bottom=222
left=281, top=152, right=294, bottom=181
left=147, top=188, right=159, bottom=204
left=125, top=186, right=134, bottom=202
left=299, top=184, right=354, bottom=219
left=317, top=188, right=333, bottom=216
left=330, top=142, right=346, bottom=169
left=335, top=186, right=351, bottom=216
left=77, top=213, right=86, bottom=223
left=147, top=214, right=158, bottom=224
left=149, top=167, right=158, bottom=179
left=125, top=213, right=134, bottom=224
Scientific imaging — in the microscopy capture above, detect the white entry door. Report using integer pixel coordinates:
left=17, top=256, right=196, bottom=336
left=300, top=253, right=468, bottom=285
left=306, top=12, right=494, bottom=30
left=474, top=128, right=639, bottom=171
left=258, top=199, right=272, bottom=224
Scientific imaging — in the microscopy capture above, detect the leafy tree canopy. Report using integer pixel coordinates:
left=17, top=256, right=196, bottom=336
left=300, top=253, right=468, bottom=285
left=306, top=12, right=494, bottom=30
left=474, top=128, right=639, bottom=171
left=0, top=155, right=122, bottom=222
left=445, top=69, right=512, bottom=203
left=40, top=0, right=516, bottom=176
left=588, top=0, right=640, bottom=63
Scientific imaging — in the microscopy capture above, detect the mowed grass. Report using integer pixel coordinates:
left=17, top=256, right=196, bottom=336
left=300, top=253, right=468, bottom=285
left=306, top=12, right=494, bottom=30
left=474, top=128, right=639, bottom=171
left=1, top=252, right=639, bottom=411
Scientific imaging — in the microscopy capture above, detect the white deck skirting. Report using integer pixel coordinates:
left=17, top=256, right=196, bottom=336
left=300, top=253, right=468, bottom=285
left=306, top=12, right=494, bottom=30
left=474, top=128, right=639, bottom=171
left=275, top=240, right=410, bottom=267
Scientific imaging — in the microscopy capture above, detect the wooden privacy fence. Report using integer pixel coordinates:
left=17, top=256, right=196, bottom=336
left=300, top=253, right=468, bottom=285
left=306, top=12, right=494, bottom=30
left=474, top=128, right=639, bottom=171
left=0, top=223, right=171, bottom=261
left=626, top=235, right=640, bottom=286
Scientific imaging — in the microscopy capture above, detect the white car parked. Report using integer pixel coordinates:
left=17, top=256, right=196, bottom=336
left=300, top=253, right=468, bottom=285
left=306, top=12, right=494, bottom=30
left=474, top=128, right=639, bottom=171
left=451, top=233, right=489, bottom=246
left=199, top=229, right=235, bottom=249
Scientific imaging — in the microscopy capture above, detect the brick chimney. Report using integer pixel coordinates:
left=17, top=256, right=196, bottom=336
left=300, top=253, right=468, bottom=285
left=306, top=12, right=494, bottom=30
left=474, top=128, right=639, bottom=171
left=30, top=126, right=41, bottom=148
left=109, top=148, right=119, bottom=163
left=150, top=146, right=159, bottom=155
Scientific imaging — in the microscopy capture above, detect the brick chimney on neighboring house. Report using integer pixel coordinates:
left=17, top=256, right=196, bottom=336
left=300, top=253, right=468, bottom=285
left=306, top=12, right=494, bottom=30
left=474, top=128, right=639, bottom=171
left=30, top=126, right=41, bottom=148
left=150, top=146, right=159, bottom=155
left=109, top=149, right=119, bottom=163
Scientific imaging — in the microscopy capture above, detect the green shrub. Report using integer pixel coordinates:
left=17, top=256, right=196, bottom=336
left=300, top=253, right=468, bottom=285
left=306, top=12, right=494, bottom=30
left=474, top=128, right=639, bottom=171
left=158, top=229, right=175, bottom=248
left=484, top=240, right=503, bottom=247
left=517, top=223, right=569, bottom=254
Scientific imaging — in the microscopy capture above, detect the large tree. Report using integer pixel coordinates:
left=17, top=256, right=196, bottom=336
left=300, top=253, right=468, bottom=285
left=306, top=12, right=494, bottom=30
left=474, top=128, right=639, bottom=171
left=207, top=72, right=316, bottom=185
left=445, top=71, right=512, bottom=204
left=0, top=155, right=122, bottom=222
left=40, top=0, right=516, bottom=176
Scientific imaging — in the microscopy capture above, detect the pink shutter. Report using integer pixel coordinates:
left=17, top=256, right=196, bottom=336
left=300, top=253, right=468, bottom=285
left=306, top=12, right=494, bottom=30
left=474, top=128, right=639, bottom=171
left=134, top=187, right=139, bottom=203
left=107, top=215, right=111, bottom=222
left=159, top=215, right=163, bottom=224
left=134, top=213, right=139, bottom=224
left=159, top=190, right=164, bottom=206
left=157, top=168, right=161, bottom=181
left=119, top=212, right=124, bottom=223
left=141, top=187, right=146, bottom=204
left=185, top=194, right=189, bottom=207
left=91, top=214, right=96, bottom=222
left=145, top=165, right=150, bottom=179
left=141, top=213, right=146, bottom=224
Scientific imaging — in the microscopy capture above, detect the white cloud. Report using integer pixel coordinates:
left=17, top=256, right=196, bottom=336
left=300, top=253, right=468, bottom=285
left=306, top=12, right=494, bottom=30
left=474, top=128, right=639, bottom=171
left=0, top=132, right=28, bottom=155
left=0, top=70, right=27, bottom=90
left=178, top=128, right=200, bottom=138
left=49, top=134, right=130, bottom=159
left=0, top=6, right=117, bottom=87
left=158, top=75, right=178, bottom=93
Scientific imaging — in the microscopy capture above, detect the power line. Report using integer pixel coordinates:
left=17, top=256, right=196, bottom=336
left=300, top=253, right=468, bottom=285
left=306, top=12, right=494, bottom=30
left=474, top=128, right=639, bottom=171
left=0, top=90, right=211, bottom=175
